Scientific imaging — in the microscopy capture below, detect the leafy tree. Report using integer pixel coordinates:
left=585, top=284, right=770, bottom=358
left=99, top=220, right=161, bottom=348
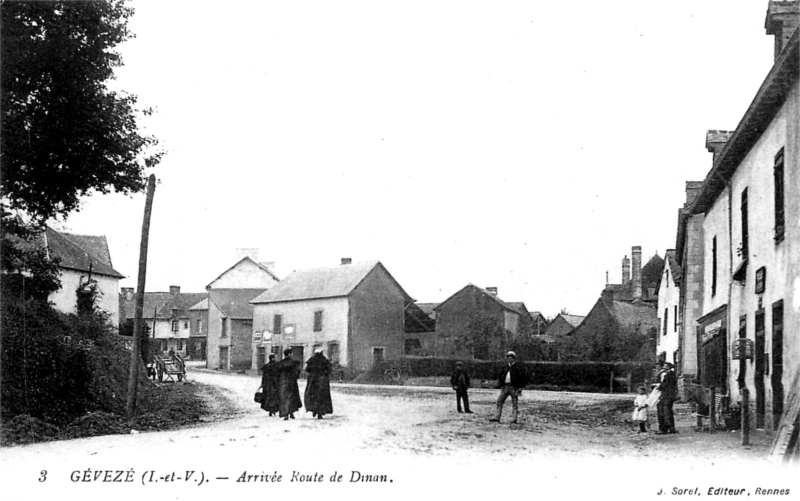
left=1, top=0, right=162, bottom=222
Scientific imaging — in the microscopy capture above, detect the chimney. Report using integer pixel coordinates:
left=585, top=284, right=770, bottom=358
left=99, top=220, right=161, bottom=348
left=705, top=130, right=734, bottom=163
left=621, top=255, right=631, bottom=286
left=766, top=1, right=800, bottom=61
left=169, top=285, right=181, bottom=295
left=121, top=287, right=134, bottom=301
left=684, top=181, right=704, bottom=208
left=236, top=248, right=259, bottom=262
left=486, top=287, right=498, bottom=296
left=601, top=287, right=615, bottom=309
left=341, top=257, right=352, bottom=265
left=632, top=246, right=642, bottom=299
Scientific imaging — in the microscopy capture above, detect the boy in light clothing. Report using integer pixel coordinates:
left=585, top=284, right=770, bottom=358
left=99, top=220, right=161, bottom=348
left=632, top=385, right=649, bottom=433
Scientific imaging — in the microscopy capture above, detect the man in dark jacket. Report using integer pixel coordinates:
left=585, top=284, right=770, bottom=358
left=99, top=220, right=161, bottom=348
left=304, top=348, right=333, bottom=419
left=260, top=354, right=280, bottom=416
left=450, top=361, right=472, bottom=413
left=655, top=360, right=678, bottom=434
left=277, top=348, right=302, bottom=420
left=489, top=351, right=528, bottom=424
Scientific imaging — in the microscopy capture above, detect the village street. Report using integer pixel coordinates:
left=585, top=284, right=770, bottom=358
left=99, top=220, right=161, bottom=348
left=0, top=368, right=795, bottom=501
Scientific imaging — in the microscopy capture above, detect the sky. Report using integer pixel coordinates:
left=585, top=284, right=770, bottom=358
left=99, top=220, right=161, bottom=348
left=57, top=0, right=776, bottom=318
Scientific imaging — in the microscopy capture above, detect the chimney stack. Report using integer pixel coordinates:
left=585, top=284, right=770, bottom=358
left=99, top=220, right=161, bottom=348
left=684, top=181, right=704, bottom=208
left=632, top=246, right=642, bottom=299
left=486, top=287, right=498, bottom=296
left=169, top=285, right=181, bottom=295
left=705, top=130, right=734, bottom=163
left=621, top=255, right=631, bottom=286
left=601, top=286, right=615, bottom=309
left=121, top=287, right=134, bottom=300
left=236, top=248, right=259, bottom=262
left=766, top=1, right=800, bottom=61
left=341, top=257, right=352, bottom=265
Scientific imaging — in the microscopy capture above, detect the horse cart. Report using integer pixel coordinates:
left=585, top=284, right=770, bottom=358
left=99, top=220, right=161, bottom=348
left=152, top=354, right=187, bottom=383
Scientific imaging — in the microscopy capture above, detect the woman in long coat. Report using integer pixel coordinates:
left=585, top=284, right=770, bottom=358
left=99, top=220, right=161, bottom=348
left=304, top=349, right=333, bottom=419
left=277, top=349, right=302, bottom=420
left=260, top=354, right=280, bottom=416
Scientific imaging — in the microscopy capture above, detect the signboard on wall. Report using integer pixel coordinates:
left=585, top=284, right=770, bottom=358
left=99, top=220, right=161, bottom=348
left=755, top=266, right=766, bottom=294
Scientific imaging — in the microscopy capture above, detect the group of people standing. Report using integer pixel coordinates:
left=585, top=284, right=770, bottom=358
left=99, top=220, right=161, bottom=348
left=259, top=348, right=333, bottom=420
left=631, top=360, right=679, bottom=434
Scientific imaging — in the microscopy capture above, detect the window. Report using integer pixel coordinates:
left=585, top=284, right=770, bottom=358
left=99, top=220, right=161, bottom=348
left=177, top=339, right=185, bottom=351
left=328, top=342, right=340, bottom=364
left=666, top=269, right=670, bottom=287
left=774, top=148, right=785, bottom=242
left=663, top=308, right=668, bottom=336
left=160, top=340, right=168, bottom=351
left=674, top=305, right=678, bottom=332
left=221, top=317, right=228, bottom=338
left=313, top=310, right=323, bottom=332
left=712, top=236, right=718, bottom=296
left=372, top=347, right=385, bottom=366
left=171, top=320, right=179, bottom=332
left=183, top=320, right=189, bottom=330
left=273, top=314, right=282, bottom=336
left=271, top=345, right=283, bottom=356
left=741, top=188, right=749, bottom=258
left=196, top=319, right=203, bottom=332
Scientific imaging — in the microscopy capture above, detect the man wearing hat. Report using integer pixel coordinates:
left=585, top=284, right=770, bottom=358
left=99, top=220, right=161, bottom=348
left=655, top=360, right=678, bottom=434
left=489, top=351, right=529, bottom=424
left=450, top=361, right=472, bottom=413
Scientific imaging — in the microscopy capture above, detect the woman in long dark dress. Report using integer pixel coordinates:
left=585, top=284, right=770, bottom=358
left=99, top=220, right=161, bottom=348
left=260, top=354, right=280, bottom=416
left=277, top=348, right=302, bottom=420
left=304, top=349, right=333, bottom=419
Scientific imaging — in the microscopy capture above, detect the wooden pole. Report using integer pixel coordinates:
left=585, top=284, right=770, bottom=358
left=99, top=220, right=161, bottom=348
left=125, top=174, right=156, bottom=419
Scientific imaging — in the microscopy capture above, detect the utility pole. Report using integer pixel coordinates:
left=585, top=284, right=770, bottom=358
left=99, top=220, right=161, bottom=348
left=126, top=175, right=156, bottom=419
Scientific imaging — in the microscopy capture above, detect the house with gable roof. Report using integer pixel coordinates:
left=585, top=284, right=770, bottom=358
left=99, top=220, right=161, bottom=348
left=250, top=258, right=412, bottom=371
left=544, top=313, right=585, bottom=339
left=433, top=284, right=527, bottom=359
left=205, top=249, right=279, bottom=371
left=119, top=286, right=207, bottom=358
left=43, top=226, right=124, bottom=325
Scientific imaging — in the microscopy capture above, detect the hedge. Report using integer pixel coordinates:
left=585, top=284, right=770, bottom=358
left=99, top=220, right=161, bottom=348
left=374, top=356, right=654, bottom=392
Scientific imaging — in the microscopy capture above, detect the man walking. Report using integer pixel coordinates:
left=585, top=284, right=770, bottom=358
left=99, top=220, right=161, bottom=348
left=489, top=351, right=528, bottom=424
left=655, top=360, right=678, bottom=434
left=304, top=348, right=333, bottom=419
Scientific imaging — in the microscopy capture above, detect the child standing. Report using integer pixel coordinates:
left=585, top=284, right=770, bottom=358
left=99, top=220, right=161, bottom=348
left=632, top=385, right=649, bottom=433
left=450, top=361, right=472, bottom=413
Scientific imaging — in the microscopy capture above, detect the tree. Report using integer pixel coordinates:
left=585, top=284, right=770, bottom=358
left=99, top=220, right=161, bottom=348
left=1, top=0, right=162, bottom=223
left=455, top=316, right=508, bottom=360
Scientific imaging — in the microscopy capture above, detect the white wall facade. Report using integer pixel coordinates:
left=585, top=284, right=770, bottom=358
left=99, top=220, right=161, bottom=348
left=207, top=259, right=278, bottom=289
left=252, top=297, right=350, bottom=368
left=48, top=270, right=120, bottom=327
left=656, top=259, right=681, bottom=364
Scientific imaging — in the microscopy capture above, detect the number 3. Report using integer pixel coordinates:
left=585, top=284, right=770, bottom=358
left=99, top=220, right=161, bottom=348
left=39, top=470, right=47, bottom=482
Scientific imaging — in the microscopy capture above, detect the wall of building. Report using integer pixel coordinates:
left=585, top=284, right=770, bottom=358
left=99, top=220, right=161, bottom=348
left=187, top=308, right=208, bottom=360
left=544, top=316, right=576, bottom=338
left=726, top=81, right=798, bottom=432
left=680, top=212, right=705, bottom=398
left=702, top=192, right=732, bottom=316
left=657, top=260, right=681, bottom=364
left=49, top=271, right=120, bottom=327
left=435, top=287, right=508, bottom=359
left=206, top=300, right=226, bottom=369
left=348, top=267, right=406, bottom=371
left=208, top=259, right=278, bottom=289
left=252, top=297, right=350, bottom=369
left=229, top=318, right=253, bottom=370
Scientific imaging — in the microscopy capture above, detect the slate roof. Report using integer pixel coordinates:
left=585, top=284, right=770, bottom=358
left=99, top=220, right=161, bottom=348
left=250, top=261, right=411, bottom=304
left=560, top=314, right=585, bottom=328
left=44, top=227, right=124, bottom=278
left=189, top=298, right=209, bottom=311
left=434, top=284, right=521, bottom=314
left=120, top=292, right=208, bottom=321
left=209, top=289, right=266, bottom=319
left=416, top=303, right=439, bottom=316
left=507, top=302, right=531, bottom=318
left=608, top=299, right=657, bottom=330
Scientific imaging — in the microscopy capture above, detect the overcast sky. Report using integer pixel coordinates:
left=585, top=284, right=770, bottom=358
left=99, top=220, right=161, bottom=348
left=57, top=0, right=775, bottom=317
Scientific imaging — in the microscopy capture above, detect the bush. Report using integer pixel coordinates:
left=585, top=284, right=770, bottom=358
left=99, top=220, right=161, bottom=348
left=370, top=356, right=653, bottom=392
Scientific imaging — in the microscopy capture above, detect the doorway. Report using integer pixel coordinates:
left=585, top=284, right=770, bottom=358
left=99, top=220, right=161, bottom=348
left=219, top=347, right=229, bottom=370
left=755, top=310, right=766, bottom=429
left=772, top=301, right=784, bottom=430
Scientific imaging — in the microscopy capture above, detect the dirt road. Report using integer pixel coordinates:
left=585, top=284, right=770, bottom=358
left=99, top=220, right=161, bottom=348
left=1, top=368, right=793, bottom=501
